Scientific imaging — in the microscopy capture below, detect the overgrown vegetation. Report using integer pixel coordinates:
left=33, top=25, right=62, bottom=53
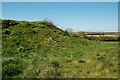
left=2, top=20, right=118, bottom=78
left=86, top=36, right=119, bottom=41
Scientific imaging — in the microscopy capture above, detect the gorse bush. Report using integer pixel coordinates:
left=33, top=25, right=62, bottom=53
left=63, top=30, right=70, bottom=36
left=41, top=19, right=63, bottom=32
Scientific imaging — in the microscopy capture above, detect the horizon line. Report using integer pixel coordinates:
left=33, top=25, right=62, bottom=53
left=0, top=18, right=118, bottom=32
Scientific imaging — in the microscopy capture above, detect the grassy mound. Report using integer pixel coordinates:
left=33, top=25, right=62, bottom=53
left=2, top=20, right=118, bottom=78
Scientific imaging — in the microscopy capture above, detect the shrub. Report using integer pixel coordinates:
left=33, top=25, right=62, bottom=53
left=41, top=19, right=56, bottom=29
left=118, top=36, right=120, bottom=41
left=41, top=19, right=63, bottom=32
left=63, top=31, right=70, bottom=36
left=2, top=59, right=23, bottom=78
left=78, top=32, right=87, bottom=38
left=2, top=20, right=19, bottom=28
left=72, top=34, right=79, bottom=38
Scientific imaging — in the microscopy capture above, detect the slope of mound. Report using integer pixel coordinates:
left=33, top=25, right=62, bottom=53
left=2, top=20, right=118, bottom=78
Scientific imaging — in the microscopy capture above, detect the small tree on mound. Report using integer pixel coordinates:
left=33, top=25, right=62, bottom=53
left=41, top=18, right=55, bottom=29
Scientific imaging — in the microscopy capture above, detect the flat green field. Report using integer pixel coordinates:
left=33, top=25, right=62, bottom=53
left=2, top=20, right=119, bottom=78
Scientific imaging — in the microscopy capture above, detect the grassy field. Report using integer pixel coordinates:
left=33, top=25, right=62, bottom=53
left=2, top=20, right=118, bottom=78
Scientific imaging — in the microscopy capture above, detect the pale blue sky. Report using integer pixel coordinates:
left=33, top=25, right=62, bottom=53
left=2, top=0, right=119, bottom=2
left=2, top=2, right=118, bottom=32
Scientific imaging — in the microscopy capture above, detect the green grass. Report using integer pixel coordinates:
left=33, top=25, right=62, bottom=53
left=2, top=20, right=118, bottom=78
